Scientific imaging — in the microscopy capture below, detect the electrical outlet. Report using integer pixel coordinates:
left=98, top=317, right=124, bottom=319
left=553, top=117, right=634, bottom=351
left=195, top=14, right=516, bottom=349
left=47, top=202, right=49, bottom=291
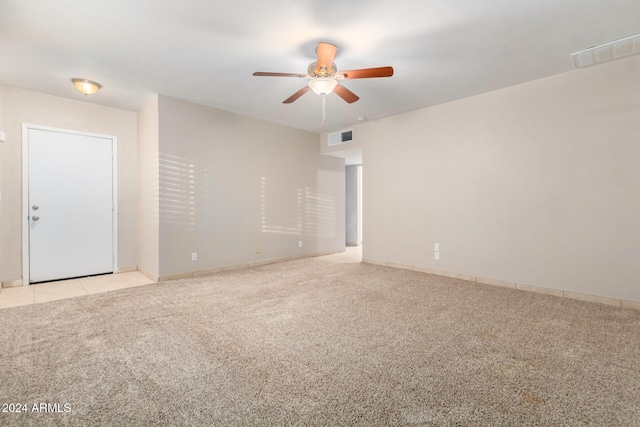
left=298, top=240, right=302, bottom=248
left=434, top=252, right=440, bottom=261
left=255, top=244, right=260, bottom=254
left=434, top=243, right=440, bottom=252
left=191, top=252, right=197, bottom=262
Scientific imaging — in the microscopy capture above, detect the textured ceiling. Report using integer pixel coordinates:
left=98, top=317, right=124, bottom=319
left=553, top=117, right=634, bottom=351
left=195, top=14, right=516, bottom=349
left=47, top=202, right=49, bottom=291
left=1, top=0, right=639, bottom=133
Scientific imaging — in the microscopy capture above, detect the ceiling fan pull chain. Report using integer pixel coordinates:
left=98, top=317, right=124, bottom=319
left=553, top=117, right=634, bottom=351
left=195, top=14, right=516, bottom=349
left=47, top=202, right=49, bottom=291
left=321, top=93, right=326, bottom=127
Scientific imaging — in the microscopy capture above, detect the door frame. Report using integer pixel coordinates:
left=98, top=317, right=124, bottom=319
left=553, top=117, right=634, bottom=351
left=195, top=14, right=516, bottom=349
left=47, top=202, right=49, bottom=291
left=21, top=124, right=118, bottom=285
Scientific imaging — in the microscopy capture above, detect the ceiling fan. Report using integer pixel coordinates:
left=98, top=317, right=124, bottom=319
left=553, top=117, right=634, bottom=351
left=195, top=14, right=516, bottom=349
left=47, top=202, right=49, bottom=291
left=253, top=42, right=393, bottom=125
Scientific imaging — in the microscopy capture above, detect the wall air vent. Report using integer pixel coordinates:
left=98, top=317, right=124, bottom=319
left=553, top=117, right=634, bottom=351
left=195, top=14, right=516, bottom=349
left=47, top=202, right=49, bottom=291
left=571, top=33, right=640, bottom=68
left=328, top=129, right=354, bottom=146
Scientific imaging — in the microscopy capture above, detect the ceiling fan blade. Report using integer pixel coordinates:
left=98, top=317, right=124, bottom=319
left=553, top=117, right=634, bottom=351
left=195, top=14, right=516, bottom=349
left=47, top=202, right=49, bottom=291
left=316, top=42, right=337, bottom=74
left=339, top=66, right=394, bottom=79
left=253, top=72, right=307, bottom=78
left=283, top=86, right=311, bottom=103
left=334, top=84, right=359, bottom=103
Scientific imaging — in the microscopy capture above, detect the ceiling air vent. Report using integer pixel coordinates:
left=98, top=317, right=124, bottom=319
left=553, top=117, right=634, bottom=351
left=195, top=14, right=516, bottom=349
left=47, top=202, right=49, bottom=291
left=571, top=33, right=640, bottom=68
left=328, top=129, right=354, bottom=146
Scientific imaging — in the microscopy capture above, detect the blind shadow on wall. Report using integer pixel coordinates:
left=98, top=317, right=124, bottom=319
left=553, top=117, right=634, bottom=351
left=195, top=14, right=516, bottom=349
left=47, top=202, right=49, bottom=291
left=260, top=176, right=336, bottom=238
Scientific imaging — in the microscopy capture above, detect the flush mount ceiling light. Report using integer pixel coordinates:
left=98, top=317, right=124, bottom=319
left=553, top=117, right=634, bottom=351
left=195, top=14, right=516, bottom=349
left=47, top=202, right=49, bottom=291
left=71, top=78, right=101, bottom=95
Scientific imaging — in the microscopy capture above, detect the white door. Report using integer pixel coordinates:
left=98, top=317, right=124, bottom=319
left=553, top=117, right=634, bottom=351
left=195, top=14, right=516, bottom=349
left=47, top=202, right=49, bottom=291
left=27, top=128, right=115, bottom=283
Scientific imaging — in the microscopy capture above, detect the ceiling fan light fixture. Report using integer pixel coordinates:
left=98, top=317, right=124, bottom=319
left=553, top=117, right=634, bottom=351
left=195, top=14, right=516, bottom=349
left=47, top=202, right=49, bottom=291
left=71, top=78, right=101, bottom=95
left=309, top=77, right=337, bottom=95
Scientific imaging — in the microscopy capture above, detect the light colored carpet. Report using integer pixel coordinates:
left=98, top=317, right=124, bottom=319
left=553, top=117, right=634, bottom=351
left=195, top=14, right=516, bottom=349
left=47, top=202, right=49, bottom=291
left=1, top=251, right=639, bottom=426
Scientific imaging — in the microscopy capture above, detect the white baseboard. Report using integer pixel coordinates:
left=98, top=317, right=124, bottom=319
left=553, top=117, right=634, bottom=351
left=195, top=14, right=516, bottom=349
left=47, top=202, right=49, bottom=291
left=157, top=250, right=343, bottom=282
left=137, top=266, right=159, bottom=282
left=2, top=279, right=24, bottom=288
left=362, top=258, right=639, bottom=310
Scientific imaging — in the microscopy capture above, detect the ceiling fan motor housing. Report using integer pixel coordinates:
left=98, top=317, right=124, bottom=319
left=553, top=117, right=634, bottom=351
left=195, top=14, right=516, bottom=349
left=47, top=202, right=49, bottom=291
left=309, top=61, right=338, bottom=77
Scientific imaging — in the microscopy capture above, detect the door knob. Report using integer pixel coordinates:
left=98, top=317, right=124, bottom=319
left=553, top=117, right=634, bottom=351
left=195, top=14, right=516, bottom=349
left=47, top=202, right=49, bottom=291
left=32, top=215, right=40, bottom=221
left=32, top=205, right=39, bottom=210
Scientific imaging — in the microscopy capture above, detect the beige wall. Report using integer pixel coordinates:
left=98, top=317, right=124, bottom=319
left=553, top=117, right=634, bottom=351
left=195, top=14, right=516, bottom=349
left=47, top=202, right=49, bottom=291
left=0, top=87, right=343, bottom=283
left=341, top=55, right=640, bottom=302
left=0, top=86, right=138, bottom=282
left=137, top=96, right=160, bottom=279
left=156, top=95, right=345, bottom=278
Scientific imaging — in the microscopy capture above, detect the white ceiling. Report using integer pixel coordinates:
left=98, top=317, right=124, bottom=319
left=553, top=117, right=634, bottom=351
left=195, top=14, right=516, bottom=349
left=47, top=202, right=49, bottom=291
left=1, top=0, right=639, bottom=134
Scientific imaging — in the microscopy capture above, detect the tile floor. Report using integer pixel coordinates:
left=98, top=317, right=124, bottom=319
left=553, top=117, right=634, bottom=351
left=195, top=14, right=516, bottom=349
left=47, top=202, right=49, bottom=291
left=0, top=248, right=362, bottom=310
left=0, top=271, right=156, bottom=309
